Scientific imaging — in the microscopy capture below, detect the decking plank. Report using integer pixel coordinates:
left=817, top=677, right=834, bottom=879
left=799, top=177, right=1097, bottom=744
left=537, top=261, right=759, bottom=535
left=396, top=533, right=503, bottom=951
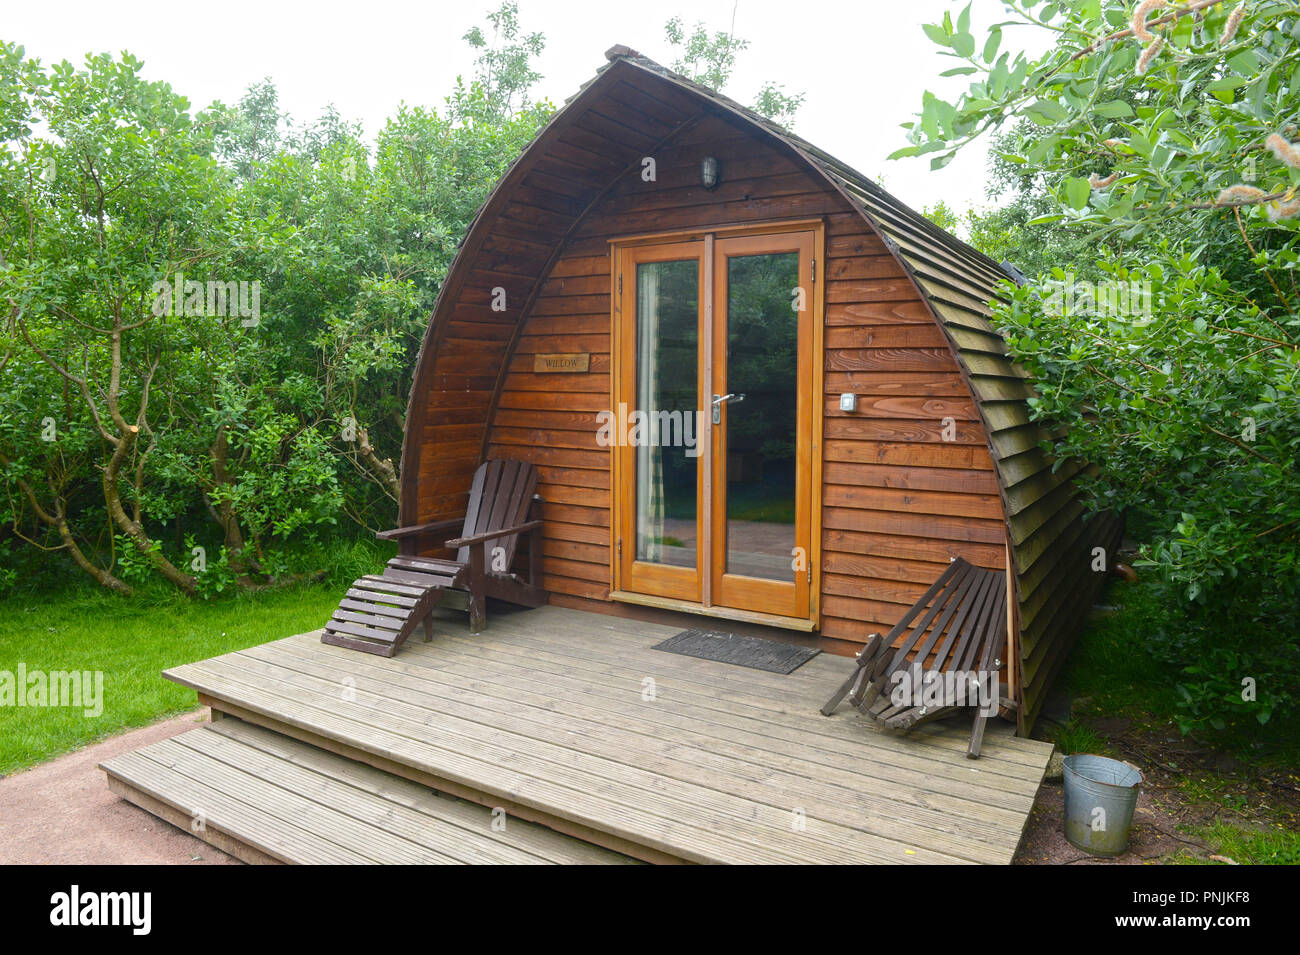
left=133, top=736, right=461, bottom=864
left=172, top=725, right=569, bottom=864
left=388, top=638, right=1041, bottom=796
left=460, top=609, right=1049, bottom=760
left=205, top=720, right=631, bottom=865
left=161, top=606, right=1052, bottom=864
left=426, top=618, right=1048, bottom=769
left=168, top=729, right=536, bottom=864
left=103, top=748, right=360, bottom=864
left=102, top=721, right=633, bottom=865
left=258, top=638, right=1033, bottom=834
left=280, top=633, right=1039, bottom=798
left=172, top=666, right=827, bottom=864
left=170, top=657, right=971, bottom=863
left=247, top=640, right=1026, bottom=855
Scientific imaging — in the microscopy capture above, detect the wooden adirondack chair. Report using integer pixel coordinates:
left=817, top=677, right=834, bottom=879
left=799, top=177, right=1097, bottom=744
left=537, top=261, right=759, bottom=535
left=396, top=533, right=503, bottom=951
left=820, top=558, right=1011, bottom=758
left=321, top=459, right=546, bottom=657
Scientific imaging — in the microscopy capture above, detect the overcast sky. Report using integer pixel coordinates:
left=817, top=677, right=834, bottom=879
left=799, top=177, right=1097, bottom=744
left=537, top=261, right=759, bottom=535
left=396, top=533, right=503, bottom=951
left=4, top=0, right=1038, bottom=216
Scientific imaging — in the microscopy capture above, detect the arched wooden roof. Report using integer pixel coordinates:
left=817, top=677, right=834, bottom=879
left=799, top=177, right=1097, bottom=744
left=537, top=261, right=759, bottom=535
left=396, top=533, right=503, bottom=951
left=401, top=47, right=1121, bottom=729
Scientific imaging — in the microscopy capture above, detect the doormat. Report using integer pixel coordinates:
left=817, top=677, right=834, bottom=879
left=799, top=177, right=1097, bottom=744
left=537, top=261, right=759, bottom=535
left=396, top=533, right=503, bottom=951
left=651, top=629, right=820, bottom=674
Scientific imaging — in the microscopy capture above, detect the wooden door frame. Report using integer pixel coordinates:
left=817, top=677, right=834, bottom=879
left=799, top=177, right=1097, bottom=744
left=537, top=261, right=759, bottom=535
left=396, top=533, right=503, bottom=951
left=609, top=219, right=825, bottom=630
left=710, top=229, right=815, bottom=621
left=611, top=238, right=707, bottom=603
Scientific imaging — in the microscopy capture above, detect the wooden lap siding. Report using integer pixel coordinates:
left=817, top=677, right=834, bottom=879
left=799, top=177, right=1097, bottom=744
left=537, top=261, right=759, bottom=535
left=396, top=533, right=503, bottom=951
left=398, top=53, right=1113, bottom=729
left=831, top=176, right=1124, bottom=729
left=402, top=73, right=708, bottom=545
left=818, top=213, right=1003, bottom=646
left=478, top=114, right=1005, bottom=651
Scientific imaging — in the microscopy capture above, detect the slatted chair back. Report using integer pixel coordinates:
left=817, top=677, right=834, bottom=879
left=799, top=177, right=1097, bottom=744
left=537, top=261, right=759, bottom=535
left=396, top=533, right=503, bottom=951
left=455, top=458, right=539, bottom=568
left=882, top=558, right=1005, bottom=682
left=821, top=557, right=1011, bottom=757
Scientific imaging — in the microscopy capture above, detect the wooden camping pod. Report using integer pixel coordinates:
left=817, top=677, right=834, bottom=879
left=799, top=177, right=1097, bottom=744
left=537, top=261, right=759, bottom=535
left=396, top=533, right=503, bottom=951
left=396, top=47, right=1122, bottom=733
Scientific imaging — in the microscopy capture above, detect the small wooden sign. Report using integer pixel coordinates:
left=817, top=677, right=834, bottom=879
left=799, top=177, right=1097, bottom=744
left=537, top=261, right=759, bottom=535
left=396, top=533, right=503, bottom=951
left=534, top=353, right=590, bottom=373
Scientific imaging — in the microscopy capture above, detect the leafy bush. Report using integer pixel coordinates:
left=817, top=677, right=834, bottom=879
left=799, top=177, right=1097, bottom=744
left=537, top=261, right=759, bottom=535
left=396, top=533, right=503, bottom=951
left=997, top=253, right=1300, bottom=612
left=0, top=4, right=553, bottom=595
left=1142, top=578, right=1300, bottom=736
left=899, top=0, right=1300, bottom=737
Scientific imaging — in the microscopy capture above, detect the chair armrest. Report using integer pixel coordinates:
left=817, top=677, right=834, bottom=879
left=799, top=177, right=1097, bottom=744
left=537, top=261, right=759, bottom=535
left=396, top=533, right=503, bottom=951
left=375, top=517, right=463, bottom=541
left=445, top=519, right=544, bottom=549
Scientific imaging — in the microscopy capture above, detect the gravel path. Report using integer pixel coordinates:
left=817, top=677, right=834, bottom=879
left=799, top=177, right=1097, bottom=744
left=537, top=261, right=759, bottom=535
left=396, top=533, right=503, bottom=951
left=0, top=709, right=237, bottom=865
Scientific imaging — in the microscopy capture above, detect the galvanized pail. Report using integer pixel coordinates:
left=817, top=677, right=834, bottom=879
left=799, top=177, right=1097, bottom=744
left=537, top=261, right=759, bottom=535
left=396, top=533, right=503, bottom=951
left=1062, top=754, right=1144, bottom=857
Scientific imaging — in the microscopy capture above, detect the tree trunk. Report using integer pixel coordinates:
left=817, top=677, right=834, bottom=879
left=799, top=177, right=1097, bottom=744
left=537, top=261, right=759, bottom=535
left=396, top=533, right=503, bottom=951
left=358, top=425, right=402, bottom=506
left=57, top=515, right=132, bottom=594
left=102, top=423, right=196, bottom=593
left=207, top=426, right=263, bottom=581
left=0, top=451, right=132, bottom=595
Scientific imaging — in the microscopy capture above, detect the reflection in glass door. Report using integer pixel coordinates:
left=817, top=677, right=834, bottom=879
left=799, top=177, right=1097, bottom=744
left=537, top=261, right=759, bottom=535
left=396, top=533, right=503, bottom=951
left=722, top=250, right=799, bottom=580
left=634, top=257, right=699, bottom=572
left=615, top=241, right=705, bottom=603
left=614, top=227, right=816, bottom=622
left=711, top=233, right=813, bottom=620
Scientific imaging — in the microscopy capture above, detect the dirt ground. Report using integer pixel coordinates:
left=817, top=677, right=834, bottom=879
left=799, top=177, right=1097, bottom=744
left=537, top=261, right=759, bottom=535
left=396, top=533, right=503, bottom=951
left=0, top=708, right=237, bottom=865
left=1015, top=714, right=1299, bottom=864
left=1017, top=776, right=1212, bottom=864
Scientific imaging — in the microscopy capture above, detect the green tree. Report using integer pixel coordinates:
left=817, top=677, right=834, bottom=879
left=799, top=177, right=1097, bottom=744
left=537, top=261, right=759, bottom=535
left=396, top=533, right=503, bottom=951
left=897, top=1, right=1300, bottom=734
left=461, top=0, right=545, bottom=121
left=0, top=2, right=555, bottom=595
left=1, top=46, right=235, bottom=594
left=663, top=15, right=805, bottom=126
left=210, top=78, right=284, bottom=181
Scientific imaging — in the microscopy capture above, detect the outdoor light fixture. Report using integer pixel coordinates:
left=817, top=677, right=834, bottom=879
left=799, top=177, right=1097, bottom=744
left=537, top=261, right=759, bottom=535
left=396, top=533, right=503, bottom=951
left=700, top=156, right=721, bottom=190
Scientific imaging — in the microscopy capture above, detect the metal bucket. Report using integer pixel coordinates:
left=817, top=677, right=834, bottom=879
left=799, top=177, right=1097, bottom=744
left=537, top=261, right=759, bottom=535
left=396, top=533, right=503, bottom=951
left=1062, top=754, right=1144, bottom=857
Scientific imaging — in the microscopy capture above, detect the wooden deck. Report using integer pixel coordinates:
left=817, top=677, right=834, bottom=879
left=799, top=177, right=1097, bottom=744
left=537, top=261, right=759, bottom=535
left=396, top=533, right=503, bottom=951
left=102, top=719, right=631, bottom=864
left=161, top=605, right=1052, bottom=864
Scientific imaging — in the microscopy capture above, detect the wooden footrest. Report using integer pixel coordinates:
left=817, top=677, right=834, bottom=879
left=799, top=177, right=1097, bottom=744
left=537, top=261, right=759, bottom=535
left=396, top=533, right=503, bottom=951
left=323, top=571, right=450, bottom=657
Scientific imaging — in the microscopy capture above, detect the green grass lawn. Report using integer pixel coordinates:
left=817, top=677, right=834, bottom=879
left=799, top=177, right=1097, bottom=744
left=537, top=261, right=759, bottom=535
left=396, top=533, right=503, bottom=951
left=1174, top=821, right=1300, bottom=865
left=0, top=583, right=344, bottom=775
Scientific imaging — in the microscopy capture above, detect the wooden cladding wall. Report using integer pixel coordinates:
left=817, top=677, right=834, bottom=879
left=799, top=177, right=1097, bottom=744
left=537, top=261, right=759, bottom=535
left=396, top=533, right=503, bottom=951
left=470, top=114, right=1006, bottom=651
left=817, top=214, right=1004, bottom=646
left=819, top=168, right=1124, bottom=728
left=398, top=52, right=1115, bottom=729
left=401, top=67, right=717, bottom=543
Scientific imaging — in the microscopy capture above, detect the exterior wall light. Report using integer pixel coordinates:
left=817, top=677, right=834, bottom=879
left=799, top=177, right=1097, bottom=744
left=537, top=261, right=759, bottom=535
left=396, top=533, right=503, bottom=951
left=701, top=156, right=721, bottom=190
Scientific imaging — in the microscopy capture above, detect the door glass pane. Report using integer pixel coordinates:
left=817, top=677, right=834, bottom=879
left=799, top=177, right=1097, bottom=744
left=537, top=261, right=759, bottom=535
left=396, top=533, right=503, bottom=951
left=724, top=251, right=799, bottom=581
left=635, top=259, right=699, bottom=569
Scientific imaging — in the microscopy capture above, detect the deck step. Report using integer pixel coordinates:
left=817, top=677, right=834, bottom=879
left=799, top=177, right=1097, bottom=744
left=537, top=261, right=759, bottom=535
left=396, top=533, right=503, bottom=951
left=100, top=717, right=634, bottom=865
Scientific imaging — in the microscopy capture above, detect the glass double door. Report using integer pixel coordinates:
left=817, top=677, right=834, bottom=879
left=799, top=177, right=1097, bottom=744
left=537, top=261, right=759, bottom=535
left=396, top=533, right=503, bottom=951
left=613, top=229, right=815, bottom=621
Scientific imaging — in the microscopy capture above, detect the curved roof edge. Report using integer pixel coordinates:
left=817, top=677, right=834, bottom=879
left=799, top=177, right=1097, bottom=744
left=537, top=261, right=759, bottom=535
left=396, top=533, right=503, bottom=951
left=399, top=48, right=1088, bottom=718
left=599, top=52, right=1077, bottom=594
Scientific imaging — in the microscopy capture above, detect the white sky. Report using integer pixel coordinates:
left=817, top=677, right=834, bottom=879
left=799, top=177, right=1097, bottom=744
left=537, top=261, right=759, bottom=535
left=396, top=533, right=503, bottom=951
left=4, top=0, right=1039, bottom=215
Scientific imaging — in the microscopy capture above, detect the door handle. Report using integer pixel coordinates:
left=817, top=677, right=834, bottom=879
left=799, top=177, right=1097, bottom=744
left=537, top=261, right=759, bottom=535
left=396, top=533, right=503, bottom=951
left=712, top=393, right=745, bottom=424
